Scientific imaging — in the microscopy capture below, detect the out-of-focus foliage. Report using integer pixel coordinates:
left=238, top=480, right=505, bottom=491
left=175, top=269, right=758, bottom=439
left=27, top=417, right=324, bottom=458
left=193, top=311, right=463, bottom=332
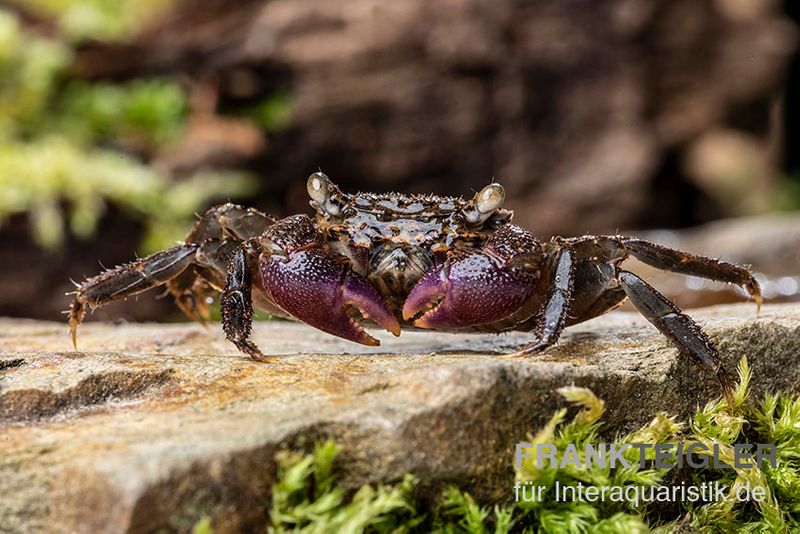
left=55, top=80, right=187, bottom=147
left=10, top=0, right=177, bottom=41
left=243, top=91, right=294, bottom=133
left=0, top=8, right=255, bottom=252
left=0, top=11, right=71, bottom=137
left=775, top=175, right=800, bottom=212
left=0, top=138, right=253, bottom=250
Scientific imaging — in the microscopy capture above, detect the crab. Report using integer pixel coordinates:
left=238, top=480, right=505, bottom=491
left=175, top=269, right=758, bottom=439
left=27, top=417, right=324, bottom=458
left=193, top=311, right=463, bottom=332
left=69, top=173, right=761, bottom=406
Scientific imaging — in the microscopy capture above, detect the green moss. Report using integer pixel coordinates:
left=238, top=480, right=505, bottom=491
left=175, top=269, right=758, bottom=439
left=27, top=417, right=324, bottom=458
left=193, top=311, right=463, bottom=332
left=194, top=357, right=800, bottom=533
left=269, top=440, right=421, bottom=533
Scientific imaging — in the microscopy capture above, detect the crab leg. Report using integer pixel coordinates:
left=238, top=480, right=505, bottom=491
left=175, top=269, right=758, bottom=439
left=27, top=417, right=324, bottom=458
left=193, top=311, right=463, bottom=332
left=166, top=268, right=215, bottom=326
left=512, top=247, right=575, bottom=355
left=617, top=270, right=733, bottom=407
left=221, top=243, right=268, bottom=361
left=568, top=236, right=762, bottom=311
left=167, top=204, right=274, bottom=323
left=69, top=244, right=199, bottom=347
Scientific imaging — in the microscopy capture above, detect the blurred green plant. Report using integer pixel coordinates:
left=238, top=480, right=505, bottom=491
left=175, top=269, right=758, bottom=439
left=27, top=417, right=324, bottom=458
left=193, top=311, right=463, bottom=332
left=0, top=137, right=254, bottom=250
left=194, top=358, right=800, bottom=533
left=243, top=91, right=294, bottom=132
left=55, top=79, right=187, bottom=147
left=10, top=0, right=177, bottom=41
left=774, top=175, right=800, bottom=212
left=0, top=11, right=72, bottom=137
left=0, top=8, right=255, bottom=252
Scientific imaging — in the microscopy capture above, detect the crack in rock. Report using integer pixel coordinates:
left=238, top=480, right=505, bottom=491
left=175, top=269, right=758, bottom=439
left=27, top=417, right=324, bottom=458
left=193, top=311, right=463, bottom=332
left=0, top=358, right=25, bottom=372
left=0, top=369, right=175, bottom=422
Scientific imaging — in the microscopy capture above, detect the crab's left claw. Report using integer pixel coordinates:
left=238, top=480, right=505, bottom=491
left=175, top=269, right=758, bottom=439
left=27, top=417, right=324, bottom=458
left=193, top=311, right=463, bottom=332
left=262, top=248, right=400, bottom=346
left=403, top=251, right=537, bottom=329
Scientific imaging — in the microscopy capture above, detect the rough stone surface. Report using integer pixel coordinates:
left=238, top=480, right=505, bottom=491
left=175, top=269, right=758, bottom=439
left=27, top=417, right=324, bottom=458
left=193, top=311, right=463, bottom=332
left=2, top=304, right=800, bottom=532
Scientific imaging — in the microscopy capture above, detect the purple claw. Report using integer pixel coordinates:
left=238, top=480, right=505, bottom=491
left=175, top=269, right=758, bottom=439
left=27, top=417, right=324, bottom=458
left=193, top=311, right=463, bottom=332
left=403, top=251, right=535, bottom=328
left=261, top=249, right=400, bottom=345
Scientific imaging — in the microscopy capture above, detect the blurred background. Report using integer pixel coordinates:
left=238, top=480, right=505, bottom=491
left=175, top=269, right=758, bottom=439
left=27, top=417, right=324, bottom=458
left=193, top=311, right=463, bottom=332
left=1, top=0, right=799, bottom=323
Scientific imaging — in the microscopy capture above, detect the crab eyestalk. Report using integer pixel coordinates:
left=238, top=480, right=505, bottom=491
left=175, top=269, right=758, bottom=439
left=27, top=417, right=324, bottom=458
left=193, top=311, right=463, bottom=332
left=463, top=183, right=505, bottom=225
left=402, top=250, right=537, bottom=329
left=307, top=172, right=346, bottom=218
left=261, top=247, right=400, bottom=345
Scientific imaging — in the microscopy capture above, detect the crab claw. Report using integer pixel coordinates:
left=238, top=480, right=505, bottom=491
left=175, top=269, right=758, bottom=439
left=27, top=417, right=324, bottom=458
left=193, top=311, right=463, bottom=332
left=403, top=252, right=535, bottom=329
left=261, top=249, right=400, bottom=345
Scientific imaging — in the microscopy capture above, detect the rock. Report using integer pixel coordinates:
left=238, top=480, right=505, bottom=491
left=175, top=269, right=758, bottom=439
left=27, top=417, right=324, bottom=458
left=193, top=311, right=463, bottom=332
left=2, top=304, right=799, bottom=532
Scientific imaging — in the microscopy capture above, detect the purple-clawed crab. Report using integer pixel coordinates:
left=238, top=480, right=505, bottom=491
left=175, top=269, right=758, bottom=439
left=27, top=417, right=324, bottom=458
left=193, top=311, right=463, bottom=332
left=69, top=173, right=761, bottom=406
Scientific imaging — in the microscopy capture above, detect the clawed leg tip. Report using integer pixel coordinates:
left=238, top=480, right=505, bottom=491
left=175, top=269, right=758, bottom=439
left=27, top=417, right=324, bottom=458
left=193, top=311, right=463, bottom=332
left=69, top=322, right=79, bottom=350
left=511, top=351, right=533, bottom=358
left=233, top=340, right=273, bottom=363
left=723, top=391, right=735, bottom=411
left=245, top=347, right=273, bottom=363
left=715, top=371, right=735, bottom=411
left=510, top=343, right=549, bottom=358
left=355, top=333, right=382, bottom=347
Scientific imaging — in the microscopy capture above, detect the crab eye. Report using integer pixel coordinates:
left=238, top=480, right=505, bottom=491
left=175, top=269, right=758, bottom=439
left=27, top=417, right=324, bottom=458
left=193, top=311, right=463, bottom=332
left=307, top=172, right=342, bottom=216
left=307, top=172, right=330, bottom=204
left=465, top=183, right=505, bottom=224
left=476, top=183, right=505, bottom=214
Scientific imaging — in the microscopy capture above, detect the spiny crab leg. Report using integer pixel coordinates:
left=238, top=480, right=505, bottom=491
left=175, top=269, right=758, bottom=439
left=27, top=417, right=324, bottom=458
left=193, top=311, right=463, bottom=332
left=68, top=244, right=199, bottom=348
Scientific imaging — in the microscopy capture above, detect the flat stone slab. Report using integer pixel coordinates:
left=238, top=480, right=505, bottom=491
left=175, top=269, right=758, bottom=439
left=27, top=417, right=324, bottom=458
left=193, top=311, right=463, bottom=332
left=2, top=304, right=799, bottom=532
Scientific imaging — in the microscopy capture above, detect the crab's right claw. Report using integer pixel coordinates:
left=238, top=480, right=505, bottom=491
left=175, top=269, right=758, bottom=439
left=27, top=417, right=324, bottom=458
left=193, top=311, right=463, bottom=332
left=403, top=251, right=536, bottom=328
left=261, top=249, right=400, bottom=345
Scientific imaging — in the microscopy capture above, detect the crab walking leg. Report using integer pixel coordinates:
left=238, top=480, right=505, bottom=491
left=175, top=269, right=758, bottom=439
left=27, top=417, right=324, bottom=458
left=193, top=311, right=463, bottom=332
left=166, top=204, right=275, bottom=322
left=166, top=238, right=243, bottom=326
left=69, top=244, right=199, bottom=348
left=221, top=244, right=269, bottom=361
left=166, top=268, right=214, bottom=326
left=580, top=236, right=762, bottom=311
left=513, top=247, right=575, bottom=355
left=617, top=270, right=734, bottom=408
left=187, top=203, right=275, bottom=243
